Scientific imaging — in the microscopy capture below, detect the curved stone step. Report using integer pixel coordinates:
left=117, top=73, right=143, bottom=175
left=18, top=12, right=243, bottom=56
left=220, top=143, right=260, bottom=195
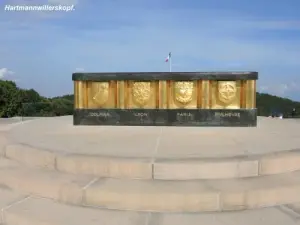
left=0, top=190, right=146, bottom=225
left=0, top=185, right=28, bottom=224
left=4, top=143, right=300, bottom=180
left=4, top=116, right=300, bottom=180
left=2, top=158, right=300, bottom=212
left=2, top=194, right=300, bottom=225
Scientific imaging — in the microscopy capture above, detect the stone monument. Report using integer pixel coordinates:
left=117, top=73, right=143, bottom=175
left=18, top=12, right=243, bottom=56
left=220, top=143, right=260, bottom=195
left=72, top=72, right=258, bottom=126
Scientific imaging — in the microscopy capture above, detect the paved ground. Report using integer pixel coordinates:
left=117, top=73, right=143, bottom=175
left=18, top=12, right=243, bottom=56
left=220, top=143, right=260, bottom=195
left=0, top=118, right=21, bottom=125
left=6, top=116, right=300, bottom=159
left=0, top=117, right=38, bottom=125
left=2, top=191, right=300, bottom=225
left=1, top=116, right=300, bottom=224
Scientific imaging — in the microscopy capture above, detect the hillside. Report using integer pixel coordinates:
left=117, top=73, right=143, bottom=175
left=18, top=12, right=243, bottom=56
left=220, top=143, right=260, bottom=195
left=256, top=93, right=300, bottom=117
left=0, top=80, right=299, bottom=117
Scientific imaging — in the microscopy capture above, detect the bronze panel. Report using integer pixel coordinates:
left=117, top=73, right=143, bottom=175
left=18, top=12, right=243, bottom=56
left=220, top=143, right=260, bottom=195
left=201, top=80, right=210, bottom=109
left=168, top=81, right=198, bottom=109
left=211, top=81, right=241, bottom=109
left=159, top=81, right=168, bottom=109
left=240, top=80, right=246, bottom=108
left=125, top=81, right=157, bottom=109
left=74, top=81, right=79, bottom=108
left=117, top=81, right=125, bottom=109
left=245, top=80, right=256, bottom=109
left=74, top=81, right=87, bottom=109
left=86, top=81, right=116, bottom=109
left=197, top=80, right=202, bottom=108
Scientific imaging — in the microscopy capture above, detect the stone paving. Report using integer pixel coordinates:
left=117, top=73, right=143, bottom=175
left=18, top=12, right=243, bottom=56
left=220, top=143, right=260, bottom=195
left=1, top=116, right=300, bottom=224
left=6, top=116, right=300, bottom=159
left=2, top=190, right=300, bottom=225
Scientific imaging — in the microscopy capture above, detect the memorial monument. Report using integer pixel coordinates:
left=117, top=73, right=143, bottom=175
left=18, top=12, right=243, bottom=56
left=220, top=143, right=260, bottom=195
left=72, top=72, right=258, bottom=126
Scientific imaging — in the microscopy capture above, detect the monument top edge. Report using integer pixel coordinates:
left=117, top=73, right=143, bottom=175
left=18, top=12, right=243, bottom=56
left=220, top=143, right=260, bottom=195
left=72, top=71, right=258, bottom=81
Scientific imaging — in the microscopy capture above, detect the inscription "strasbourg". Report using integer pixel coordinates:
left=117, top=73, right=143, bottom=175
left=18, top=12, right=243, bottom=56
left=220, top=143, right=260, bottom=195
left=215, top=112, right=240, bottom=118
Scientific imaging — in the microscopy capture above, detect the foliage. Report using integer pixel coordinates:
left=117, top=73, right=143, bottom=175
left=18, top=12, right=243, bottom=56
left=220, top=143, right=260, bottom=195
left=0, top=80, right=299, bottom=117
left=0, top=80, right=21, bottom=117
left=0, top=80, right=74, bottom=117
left=256, top=92, right=300, bottom=117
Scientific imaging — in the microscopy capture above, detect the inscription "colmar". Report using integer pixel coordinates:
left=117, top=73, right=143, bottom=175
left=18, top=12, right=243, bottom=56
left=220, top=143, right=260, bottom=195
left=88, top=112, right=111, bottom=117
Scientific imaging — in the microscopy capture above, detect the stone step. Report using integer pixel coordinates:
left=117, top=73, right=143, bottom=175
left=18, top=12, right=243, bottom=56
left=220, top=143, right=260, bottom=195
left=2, top=192, right=300, bottom=225
left=2, top=158, right=300, bottom=213
left=0, top=186, right=28, bottom=224
left=3, top=143, right=300, bottom=180
left=0, top=188, right=146, bottom=225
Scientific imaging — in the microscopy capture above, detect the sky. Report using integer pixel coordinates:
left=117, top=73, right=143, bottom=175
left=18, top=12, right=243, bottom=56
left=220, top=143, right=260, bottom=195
left=0, top=0, right=300, bottom=101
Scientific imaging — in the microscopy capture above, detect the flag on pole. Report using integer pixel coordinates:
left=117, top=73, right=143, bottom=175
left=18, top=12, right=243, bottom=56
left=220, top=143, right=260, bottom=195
left=165, top=52, right=171, bottom=62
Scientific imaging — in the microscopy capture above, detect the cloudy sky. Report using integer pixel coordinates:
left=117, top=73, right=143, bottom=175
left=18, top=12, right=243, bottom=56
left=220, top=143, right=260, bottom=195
left=0, top=0, right=300, bottom=100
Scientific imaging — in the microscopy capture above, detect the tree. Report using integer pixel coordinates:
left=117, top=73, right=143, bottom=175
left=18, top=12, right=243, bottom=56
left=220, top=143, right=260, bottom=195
left=0, top=80, right=21, bottom=117
left=256, top=92, right=300, bottom=117
left=52, top=98, right=73, bottom=116
left=19, top=89, right=42, bottom=103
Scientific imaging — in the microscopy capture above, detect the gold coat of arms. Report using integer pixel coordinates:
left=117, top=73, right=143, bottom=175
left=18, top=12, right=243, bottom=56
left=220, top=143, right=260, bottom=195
left=92, top=82, right=110, bottom=106
left=132, top=82, right=151, bottom=107
left=217, top=81, right=237, bottom=104
left=174, top=81, right=194, bottom=104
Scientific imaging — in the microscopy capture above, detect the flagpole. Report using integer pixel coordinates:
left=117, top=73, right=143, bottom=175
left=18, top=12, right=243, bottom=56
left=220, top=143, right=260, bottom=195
left=165, top=52, right=172, bottom=72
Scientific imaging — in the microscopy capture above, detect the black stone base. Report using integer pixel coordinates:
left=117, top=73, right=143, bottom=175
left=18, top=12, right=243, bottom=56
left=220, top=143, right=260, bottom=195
left=73, top=109, right=257, bottom=127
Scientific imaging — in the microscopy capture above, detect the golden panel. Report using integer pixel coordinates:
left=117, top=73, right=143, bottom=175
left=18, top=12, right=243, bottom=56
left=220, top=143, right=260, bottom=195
left=126, top=81, right=157, bottom=109
left=86, top=81, right=116, bottom=109
left=159, top=81, right=168, bottom=109
left=117, top=81, right=125, bottom=109
left=201, top=80, right=210, bottom=109
left=211, top=81, right=241, bottom=109
left=168, top=81, right=198, bottom=109
left=74, top=81, right=88, bottom=109
left=239, top=80, right=246, bottom=108
left=74, top=81, right=79, bottom=108
left=245, top=80, right=256, bottom=109
left=74, top=79, right=255, bottom=110
left=197, top=80, right=202, bottom=108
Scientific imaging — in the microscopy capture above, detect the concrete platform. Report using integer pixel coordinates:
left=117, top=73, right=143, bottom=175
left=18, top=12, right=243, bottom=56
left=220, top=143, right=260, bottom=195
left=2, top=116, right=300, bottom=180
left=2, top=157, right=300, bottom=212
left=1, top=116, right=300, bottom=218
left=2, top=187, right=300, bottom=225
left=6, top=116, right=300, bottom=158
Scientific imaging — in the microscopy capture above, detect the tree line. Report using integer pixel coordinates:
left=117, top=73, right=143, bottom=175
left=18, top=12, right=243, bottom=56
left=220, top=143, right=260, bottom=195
left=0, top=80, right=299, bottom=118
left=0, top=80, right=73, bottom=117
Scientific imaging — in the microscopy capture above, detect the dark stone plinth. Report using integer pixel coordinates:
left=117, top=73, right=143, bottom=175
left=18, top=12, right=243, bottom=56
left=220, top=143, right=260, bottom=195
left=72, top=72, right=258, bottom=81
left=73, top=109, right=257, bottom=127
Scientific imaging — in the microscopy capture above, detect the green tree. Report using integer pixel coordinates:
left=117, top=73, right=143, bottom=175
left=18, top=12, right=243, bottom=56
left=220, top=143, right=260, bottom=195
left=0, top=80, right=22, bottom=117
left=256, top=92, right=300, bottom=117
left=52, top=98, right=73, bottom=116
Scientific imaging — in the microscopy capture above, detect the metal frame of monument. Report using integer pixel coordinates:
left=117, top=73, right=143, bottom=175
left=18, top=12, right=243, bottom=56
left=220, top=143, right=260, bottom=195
left=72, top=72, right=258, bottom=127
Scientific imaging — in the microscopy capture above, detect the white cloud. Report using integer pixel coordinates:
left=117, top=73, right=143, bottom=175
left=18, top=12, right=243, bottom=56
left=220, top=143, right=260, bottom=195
left=0, top=68, right=14, bottom=79
left=75, top=67, right=84, bottom=72
left=258, top=82, right=299, bottom=96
